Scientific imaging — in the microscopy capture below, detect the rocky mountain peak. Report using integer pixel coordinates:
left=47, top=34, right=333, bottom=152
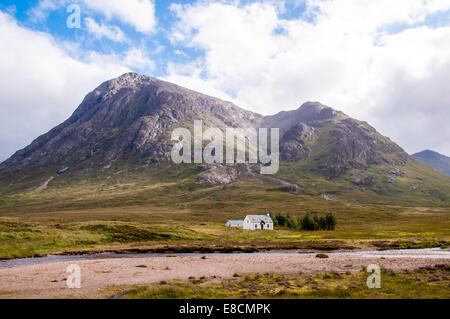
left=260, top=101, right=338, bottom=136
left=296, top=101, right=336, bottom=121
left=93, top=72, right=154, bottom=99
left=298, top=101, right=326, bottom=111
left=107, top=72, right=149, bottom=87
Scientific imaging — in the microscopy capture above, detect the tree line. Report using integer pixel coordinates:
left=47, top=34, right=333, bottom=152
left=270, top=212, right=336, bottom=231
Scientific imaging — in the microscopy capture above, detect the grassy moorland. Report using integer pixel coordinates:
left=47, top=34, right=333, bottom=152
left=0, top=161, right=449, bottom=259
left=120, top=265, right=450, bottom=299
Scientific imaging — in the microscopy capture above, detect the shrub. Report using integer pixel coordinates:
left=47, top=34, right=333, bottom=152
left=316, top=253, right=329, bottom=259
left=300, top=213, right=315, bottom=231
left=318, top=216, right=327, bottom=230
left=300, top=213, right=337, bottom=231
left=325, top=213, right=336, bottom=230
left=273, top=212, right=296, bottom=228
left=285, top=213, right=297, bottom=228
left=274, top=213, right=287, bottom=226
left=273, top=212, right=337, bottom=231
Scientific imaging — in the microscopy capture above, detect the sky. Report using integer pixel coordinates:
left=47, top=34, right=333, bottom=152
left=0, top=0, right=449, bottom=162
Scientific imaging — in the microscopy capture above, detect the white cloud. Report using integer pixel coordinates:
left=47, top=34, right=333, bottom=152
left=168, top=0, right=450, bottom=155
left=0, top=11, right=130, bottom=161
left=85, top=17, right=125, bottom=42
left=84, top=0, right=157, bottom=34
left=174, top=49, right=188, bottom=57
left=27, top=0, right=62, bottom=22
left=123, top=48, right=155, bottom=72
left=165, top=61, right=236, bottom=102
left=29, top=0, right=157, bottom=34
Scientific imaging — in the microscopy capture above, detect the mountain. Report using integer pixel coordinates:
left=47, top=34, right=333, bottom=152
left=0, top=73, right=261, bottom=171
left=271, top=102, right=408, bottom=178
left=412, top=150, right=450, bottom=176
left=0, top=72, right=449, bottom=203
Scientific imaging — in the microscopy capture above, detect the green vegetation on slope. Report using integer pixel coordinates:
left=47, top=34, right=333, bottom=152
left=0, top=160, right=449, bottom=259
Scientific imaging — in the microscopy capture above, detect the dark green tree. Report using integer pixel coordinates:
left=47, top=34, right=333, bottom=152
left=274, top=213, right=286, bottom=226
left=285, top=213, right=296, bottom=228
left=325, top=213, right=337, bottom=230
left=300, top=213, right=315, bottom=231
left=318, top=216, right=327, bottom=230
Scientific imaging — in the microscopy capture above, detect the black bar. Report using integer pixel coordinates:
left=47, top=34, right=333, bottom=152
left=1, top=299, right=448, bottom=318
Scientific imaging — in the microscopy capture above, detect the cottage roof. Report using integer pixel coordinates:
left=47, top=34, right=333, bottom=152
left=227, top=220, right=243, bottom=225
left=245, top=215, right=273, bottom=223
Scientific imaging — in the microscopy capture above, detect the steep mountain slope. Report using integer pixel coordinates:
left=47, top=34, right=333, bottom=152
left=0, top=72, right=448, bottom=203
left=0, top=73, right=261, bottom=172
left=412, top=150, right=450, bottom=176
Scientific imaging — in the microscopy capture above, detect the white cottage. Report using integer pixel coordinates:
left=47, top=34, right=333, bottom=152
left=243, top=214, right=274, bottom=230
left=225, top=220, right=243, bottom=228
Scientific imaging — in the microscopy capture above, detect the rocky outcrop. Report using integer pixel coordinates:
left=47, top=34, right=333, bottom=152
left=387, top=175, right=397, bottom=183
left=280, top=123, right=315, bottom=161
left=197, top=166, right=239, bottom=185
left=321, top=194, right=339, bottom=201
left=318, top=120, right=378, bottom=178
left=351, top=174, right=376, bottom=186
left=317, top=119, right=408, bottom=179
left=389, top=168, right=405, bottom=177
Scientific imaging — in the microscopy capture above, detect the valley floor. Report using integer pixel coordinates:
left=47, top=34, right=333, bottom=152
left=0, top=164, right=449, bottom=298
left=0, top=249, right=448, bottom=299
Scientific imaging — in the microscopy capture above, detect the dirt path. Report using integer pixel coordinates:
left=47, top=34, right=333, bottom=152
left=34, top=176, right=54, bottom=191
left=0, top=250, right=448, bottom=298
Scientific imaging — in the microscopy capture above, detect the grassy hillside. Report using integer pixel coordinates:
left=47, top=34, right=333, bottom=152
left=0, top=161, right=449, bottom=259
left=275, top=159, right=450, bottom=205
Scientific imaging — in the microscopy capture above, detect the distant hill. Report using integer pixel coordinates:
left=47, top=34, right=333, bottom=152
left=412, top=150, right=450, bottom=176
